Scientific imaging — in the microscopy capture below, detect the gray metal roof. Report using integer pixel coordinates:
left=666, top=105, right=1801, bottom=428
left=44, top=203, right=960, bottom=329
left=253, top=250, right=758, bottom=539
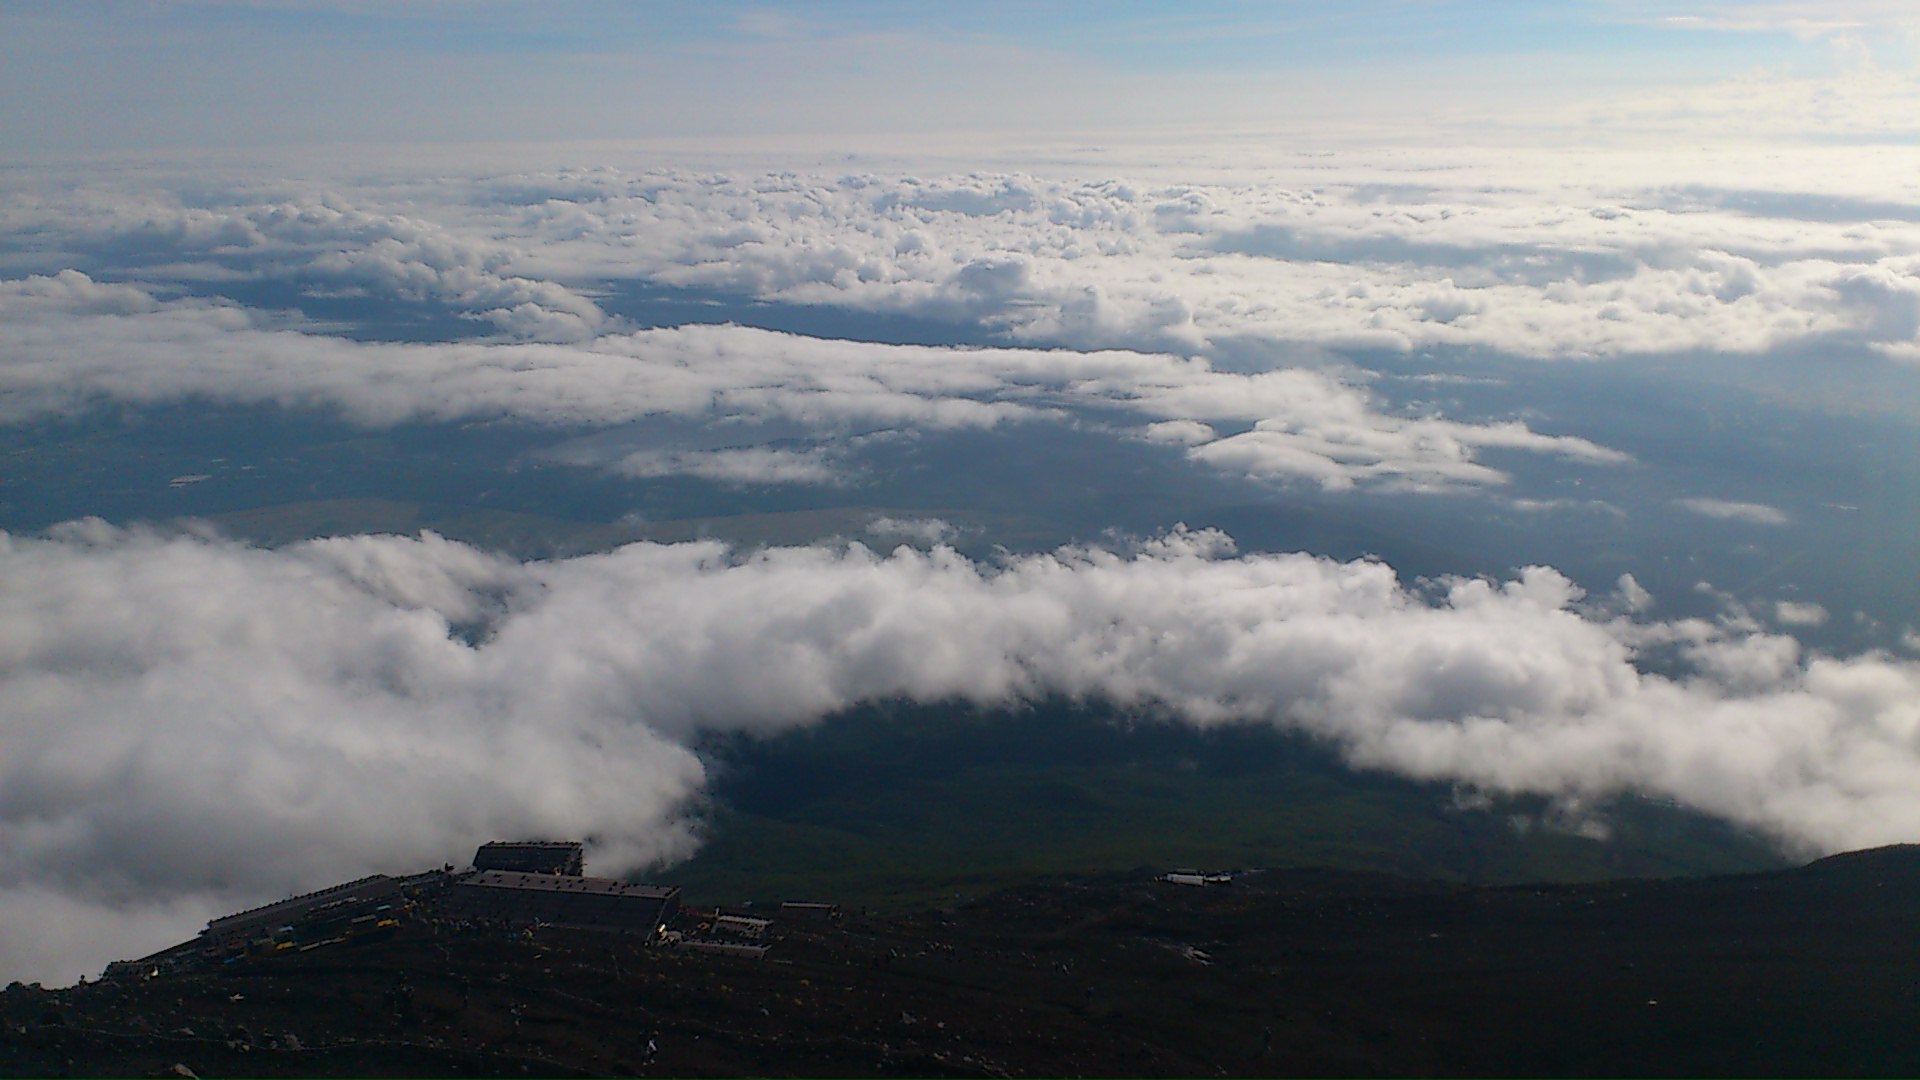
left=206, top=874, right=396, bottom=932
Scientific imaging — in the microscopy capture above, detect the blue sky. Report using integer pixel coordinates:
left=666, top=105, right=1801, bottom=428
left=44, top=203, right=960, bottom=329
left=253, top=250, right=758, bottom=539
left=4, top=1, right=1913, bottom=155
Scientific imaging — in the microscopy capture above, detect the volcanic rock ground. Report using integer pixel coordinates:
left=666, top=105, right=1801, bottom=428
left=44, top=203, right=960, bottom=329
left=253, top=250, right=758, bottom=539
left=7, top=847, right=1920, bottom=1078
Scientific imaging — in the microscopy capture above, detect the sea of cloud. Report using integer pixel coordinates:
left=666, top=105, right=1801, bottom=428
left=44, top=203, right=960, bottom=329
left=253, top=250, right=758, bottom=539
left=2, top=150, right=1916, bottom=498
left=13, top=146, right=1917, bottom=360
left=4, top=142, right=1920, bottom=985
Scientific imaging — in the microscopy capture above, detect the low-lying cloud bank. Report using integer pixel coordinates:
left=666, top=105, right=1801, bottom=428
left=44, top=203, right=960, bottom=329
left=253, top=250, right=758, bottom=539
left=6, top=523, right=1920, bottom=985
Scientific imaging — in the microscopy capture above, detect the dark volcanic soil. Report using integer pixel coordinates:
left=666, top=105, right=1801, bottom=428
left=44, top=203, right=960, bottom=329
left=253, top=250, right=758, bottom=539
left=8, top=847, right=1920, bottom=1078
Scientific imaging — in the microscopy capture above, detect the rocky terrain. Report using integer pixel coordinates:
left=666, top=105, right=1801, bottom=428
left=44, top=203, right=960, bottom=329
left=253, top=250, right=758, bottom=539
left=8, top=846, right=1920, bottom=1078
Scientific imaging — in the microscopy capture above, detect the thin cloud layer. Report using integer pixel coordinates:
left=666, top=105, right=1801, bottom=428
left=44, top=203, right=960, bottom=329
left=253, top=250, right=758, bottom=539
left=0, top=273, right=1618, bottom=490
left=6, top=525, right=1920, bottom=985
left=1676, top=497, right=1793, bottom=525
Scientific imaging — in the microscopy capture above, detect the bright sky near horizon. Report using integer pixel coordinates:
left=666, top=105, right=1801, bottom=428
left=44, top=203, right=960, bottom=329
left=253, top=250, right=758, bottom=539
left=4, top=1, right=1919, bottom=155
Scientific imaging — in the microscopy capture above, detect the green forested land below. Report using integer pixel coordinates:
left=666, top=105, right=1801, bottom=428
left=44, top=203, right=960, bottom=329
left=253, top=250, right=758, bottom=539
left=671, top=701, right=1789, bottom=911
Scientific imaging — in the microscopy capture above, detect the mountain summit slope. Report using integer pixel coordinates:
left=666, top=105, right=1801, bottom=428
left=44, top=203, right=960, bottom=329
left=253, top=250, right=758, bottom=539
left=7, top=849, right=1920, bottom=1077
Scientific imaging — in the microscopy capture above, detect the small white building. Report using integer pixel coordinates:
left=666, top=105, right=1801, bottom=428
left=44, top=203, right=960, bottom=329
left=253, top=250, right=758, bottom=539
left=713, top=913, right=772, bottom=939
left=1161, top=869, right=1233, bottom=887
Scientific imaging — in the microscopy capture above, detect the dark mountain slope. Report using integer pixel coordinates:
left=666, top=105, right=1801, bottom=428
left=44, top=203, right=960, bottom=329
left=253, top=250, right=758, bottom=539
left=7, top=848, right=1920, bottom=1078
